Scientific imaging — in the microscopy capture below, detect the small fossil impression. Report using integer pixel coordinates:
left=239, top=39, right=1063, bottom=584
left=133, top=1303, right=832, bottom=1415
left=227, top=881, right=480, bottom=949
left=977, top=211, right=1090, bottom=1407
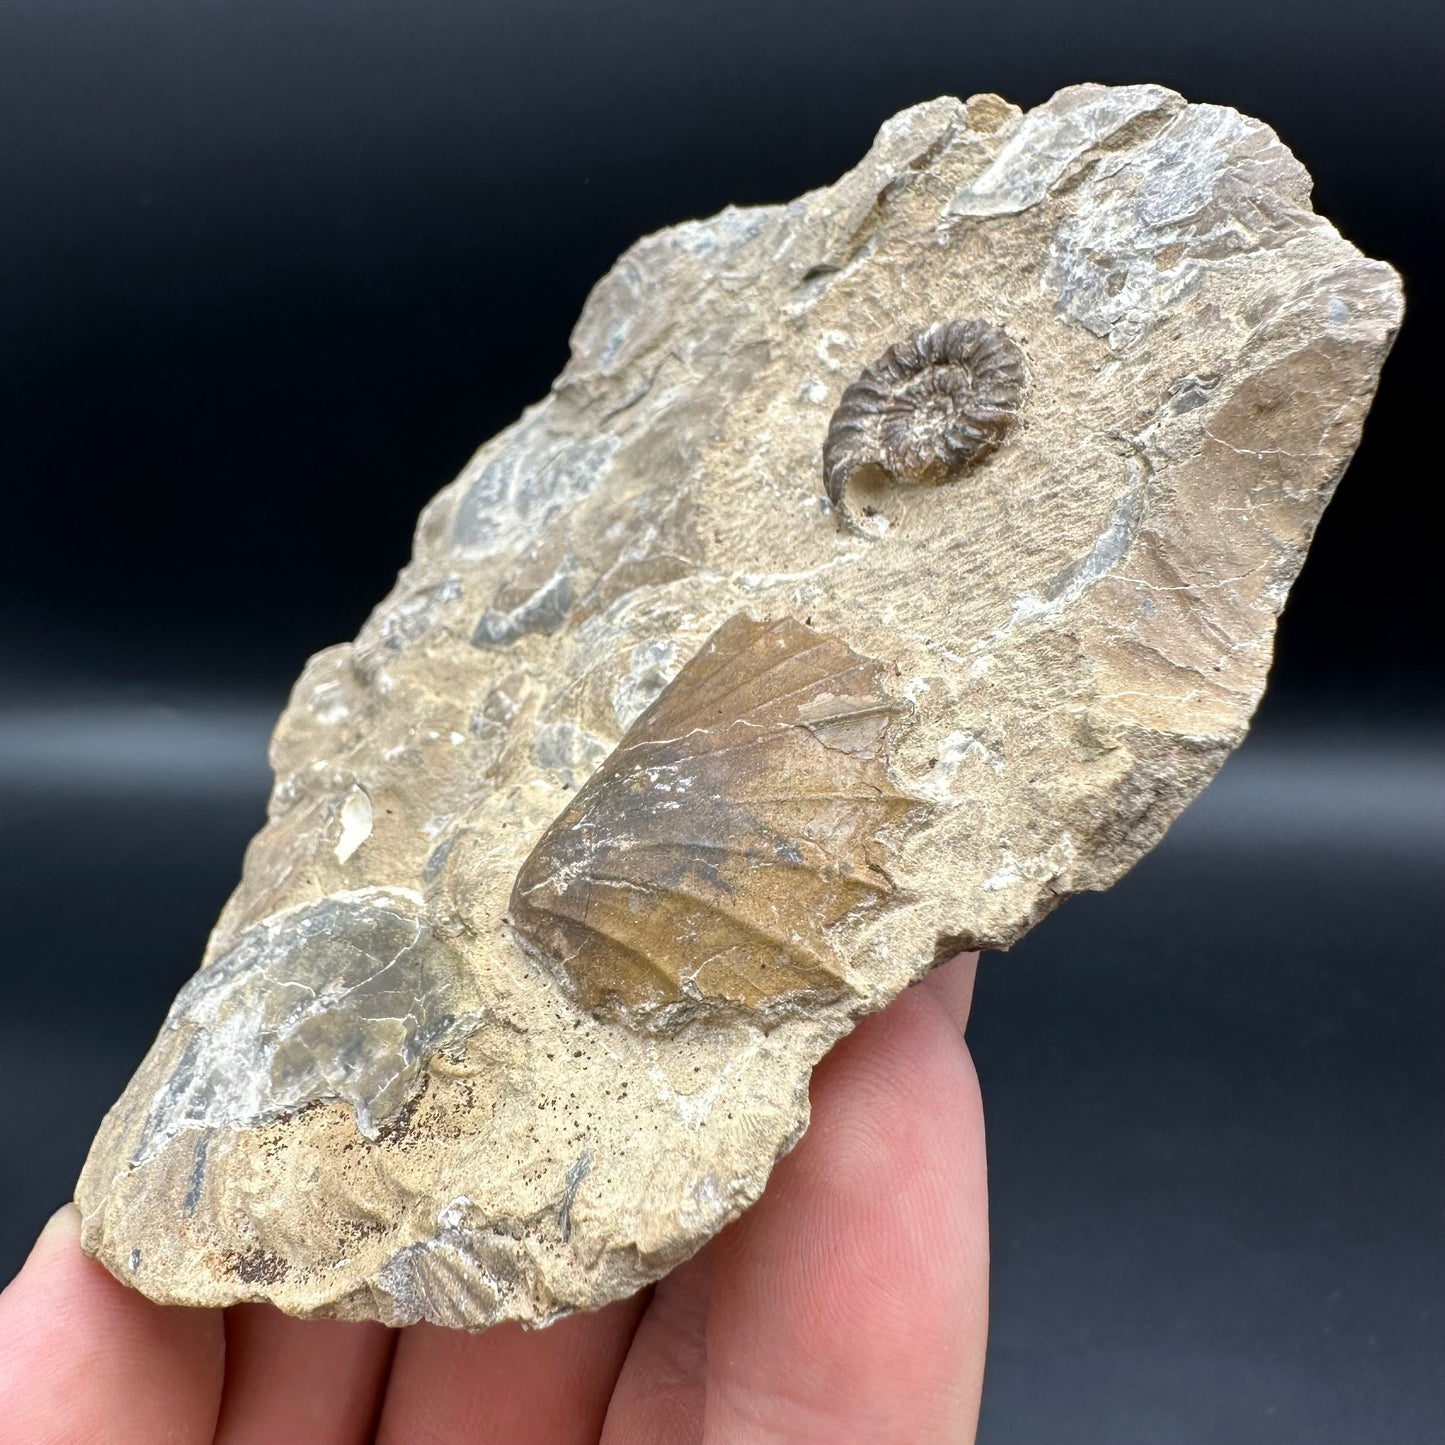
left=822, top=319, right=1026, bottom=524
left=76, top=85, right=1401, bottom=1330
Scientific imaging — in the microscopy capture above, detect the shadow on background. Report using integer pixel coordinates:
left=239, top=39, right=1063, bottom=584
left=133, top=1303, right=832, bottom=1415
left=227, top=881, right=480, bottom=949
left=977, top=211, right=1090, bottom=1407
left=1, top=1, right=1441, bottom=1440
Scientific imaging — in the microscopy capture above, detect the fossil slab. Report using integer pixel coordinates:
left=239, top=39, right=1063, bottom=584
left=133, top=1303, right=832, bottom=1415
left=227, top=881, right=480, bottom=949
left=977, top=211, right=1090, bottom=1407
left=77, top=84, right=1402, bottom=1328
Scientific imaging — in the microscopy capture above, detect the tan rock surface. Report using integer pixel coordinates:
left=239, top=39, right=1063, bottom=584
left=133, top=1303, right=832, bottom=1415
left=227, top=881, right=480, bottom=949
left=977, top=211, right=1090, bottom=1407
left=77, top=84, right=1402, bottom=1328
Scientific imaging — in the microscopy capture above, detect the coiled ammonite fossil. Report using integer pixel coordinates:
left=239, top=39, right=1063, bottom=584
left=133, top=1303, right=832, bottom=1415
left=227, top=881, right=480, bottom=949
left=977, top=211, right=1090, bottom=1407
left=822, top=319, right=1026, bottom=526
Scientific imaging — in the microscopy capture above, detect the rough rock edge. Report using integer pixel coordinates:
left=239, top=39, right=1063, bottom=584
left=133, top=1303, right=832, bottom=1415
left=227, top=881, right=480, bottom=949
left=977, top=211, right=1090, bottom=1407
left=76, top=84, right=1403, bottom=1328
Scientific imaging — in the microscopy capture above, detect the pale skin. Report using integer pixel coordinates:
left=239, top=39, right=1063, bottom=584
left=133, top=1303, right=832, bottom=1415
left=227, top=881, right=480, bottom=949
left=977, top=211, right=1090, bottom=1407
left=0, top=951, right=987, bottom=1444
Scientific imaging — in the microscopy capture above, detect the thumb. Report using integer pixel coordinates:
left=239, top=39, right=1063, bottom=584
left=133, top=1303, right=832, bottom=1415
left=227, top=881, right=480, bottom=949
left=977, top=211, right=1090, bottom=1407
left=0, top=1204, right=224, bottom=1445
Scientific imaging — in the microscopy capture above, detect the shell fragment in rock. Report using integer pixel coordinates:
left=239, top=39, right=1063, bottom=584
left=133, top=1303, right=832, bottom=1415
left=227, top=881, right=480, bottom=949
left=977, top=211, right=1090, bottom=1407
left=509, top=613, right=922, bottom=1026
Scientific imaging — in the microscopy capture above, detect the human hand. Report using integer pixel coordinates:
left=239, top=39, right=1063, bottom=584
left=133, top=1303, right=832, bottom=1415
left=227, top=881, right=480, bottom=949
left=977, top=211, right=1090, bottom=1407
left=0, top=951, right=986, bottom=1444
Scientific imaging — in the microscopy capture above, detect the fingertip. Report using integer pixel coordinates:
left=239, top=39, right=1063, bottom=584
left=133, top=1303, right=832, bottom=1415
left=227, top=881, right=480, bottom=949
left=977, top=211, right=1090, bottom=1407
left=919, top=948, right=981, bottom=1036
left=39, top=1201, right=81, bottom=1240
left=0, top=1203, right=224, bottom=1445
left=7, top=1199, right=87, bottom=1295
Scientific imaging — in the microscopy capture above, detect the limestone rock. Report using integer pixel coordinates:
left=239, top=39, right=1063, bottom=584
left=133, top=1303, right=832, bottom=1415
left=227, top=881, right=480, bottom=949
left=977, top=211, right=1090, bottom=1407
left=76, top=84, right=1402, bottom=1328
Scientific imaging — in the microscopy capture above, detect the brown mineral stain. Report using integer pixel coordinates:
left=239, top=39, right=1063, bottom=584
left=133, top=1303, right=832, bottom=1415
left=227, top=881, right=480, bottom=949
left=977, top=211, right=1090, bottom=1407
left=226, top=1247, right=291, bottom=1286
left=508, top=614, right=923, bottom=1023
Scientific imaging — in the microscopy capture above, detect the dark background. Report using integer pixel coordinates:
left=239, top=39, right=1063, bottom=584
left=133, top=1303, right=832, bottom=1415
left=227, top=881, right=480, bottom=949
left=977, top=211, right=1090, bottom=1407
left=1, top=2, right=1440, bottom=1440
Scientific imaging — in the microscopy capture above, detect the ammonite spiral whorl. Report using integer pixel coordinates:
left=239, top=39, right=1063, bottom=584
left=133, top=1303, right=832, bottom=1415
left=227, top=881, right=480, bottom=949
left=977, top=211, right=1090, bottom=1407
left=822, top=320, right=1026, bottom=524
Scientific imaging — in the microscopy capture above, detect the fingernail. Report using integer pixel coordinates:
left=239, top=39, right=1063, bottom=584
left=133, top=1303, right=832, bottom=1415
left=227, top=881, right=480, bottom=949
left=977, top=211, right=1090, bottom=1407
left=41, top=1203, right=79, bottom=1237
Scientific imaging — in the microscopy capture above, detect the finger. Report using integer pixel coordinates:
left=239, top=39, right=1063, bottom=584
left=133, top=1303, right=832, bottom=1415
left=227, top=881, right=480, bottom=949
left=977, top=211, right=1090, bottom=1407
left=920, top=949, right=981, bottom=1035
left=213, top=1303, right=395, bottom=1445
left=599, top=1250, right=711, bottom=1445
left=702, top=976, right=989, bottom=1444
left=603, top=952, right=986, bottom=1445
left=0, top=1204, right=224, bottom=1445
left=377, top=1294, right=646, bottom=1445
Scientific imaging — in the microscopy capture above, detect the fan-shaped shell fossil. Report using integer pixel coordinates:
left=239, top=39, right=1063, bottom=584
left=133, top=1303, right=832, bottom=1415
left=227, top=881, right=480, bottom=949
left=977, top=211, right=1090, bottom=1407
left=508, top=613, right=922, bottom=1028
left=822, top=319, right=1026, bottom=524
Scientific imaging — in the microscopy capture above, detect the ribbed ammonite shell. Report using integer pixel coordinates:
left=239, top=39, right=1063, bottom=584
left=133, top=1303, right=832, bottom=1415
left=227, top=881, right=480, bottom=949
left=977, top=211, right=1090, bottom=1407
left=822, top=319, right=1026, bottom=522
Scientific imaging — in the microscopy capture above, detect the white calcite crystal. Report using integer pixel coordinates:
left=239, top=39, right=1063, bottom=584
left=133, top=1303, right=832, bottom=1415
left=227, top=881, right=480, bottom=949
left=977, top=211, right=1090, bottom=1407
left=78, top=85, right=1401, bottom=1328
